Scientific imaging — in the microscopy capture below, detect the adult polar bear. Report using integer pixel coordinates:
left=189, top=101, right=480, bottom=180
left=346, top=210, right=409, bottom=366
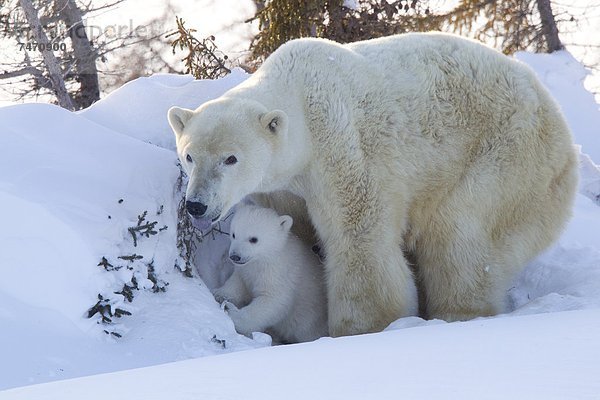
left=168, top=33, right=577, bottom=337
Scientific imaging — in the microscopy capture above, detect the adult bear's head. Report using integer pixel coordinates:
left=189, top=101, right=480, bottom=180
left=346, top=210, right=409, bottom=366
left=168, top=98, right=288, bottom=230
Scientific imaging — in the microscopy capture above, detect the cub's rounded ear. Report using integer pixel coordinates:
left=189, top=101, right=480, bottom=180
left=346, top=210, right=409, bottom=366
left=279, top=215, right=293, bottom=232
left=241, top=195, right=258, bottom=207
left=260, top=110, right=288, bottom=135
left=168, top=107, right=194, bottom=136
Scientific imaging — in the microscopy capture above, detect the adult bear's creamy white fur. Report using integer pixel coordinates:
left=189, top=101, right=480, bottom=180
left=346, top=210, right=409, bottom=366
left=169, top=33, right=578, bottom=337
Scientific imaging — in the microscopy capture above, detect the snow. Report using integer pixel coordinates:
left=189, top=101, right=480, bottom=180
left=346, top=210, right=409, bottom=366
left=1, top=50, right=600, bottom=398
left=3, top=309, right=600, bottom=400
left=516, top=51, right=600, bottom=162
left=0, top=190, right=99, bottom=326
left=0, top=79, right=263, bottom=390
left=80, top=70, right=249, bottom=149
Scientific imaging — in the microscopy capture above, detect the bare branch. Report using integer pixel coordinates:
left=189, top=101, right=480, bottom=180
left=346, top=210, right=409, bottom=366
left=0, top=65, right=43, bottom=79
left=17, top=0, right=74, bottom=110
left=84, top=0, right=126, bottom=15
left=55, top=0, right=99, bottom=108
left=536, top=0, right=564, bottom=52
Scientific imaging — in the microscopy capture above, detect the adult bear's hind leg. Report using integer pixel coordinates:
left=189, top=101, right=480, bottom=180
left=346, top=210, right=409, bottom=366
left=415, top=224, right=505, bottom=322
left=304, top=163, right=418, bottom=336
left=324, top=230, right=418, bottom=336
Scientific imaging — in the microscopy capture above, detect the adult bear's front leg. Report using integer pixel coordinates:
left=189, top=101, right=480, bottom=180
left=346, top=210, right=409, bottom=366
left=305, top=163, right=418, bottom=336
left=304, top=99, right=418, bottom=336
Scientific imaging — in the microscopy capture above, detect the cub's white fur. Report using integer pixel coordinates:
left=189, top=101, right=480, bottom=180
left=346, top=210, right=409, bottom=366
left=213, top=204, right=327, bottom=343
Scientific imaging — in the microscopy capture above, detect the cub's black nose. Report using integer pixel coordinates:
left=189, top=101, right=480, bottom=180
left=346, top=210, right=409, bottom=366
left=186, top=200, right=208, bottom=217
left=229, top=254, right=241, bottom=263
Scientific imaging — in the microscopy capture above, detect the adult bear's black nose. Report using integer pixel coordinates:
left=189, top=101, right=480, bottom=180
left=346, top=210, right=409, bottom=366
left=186, top=200, right=208, bottom=217
left=229, top=254, right=241, bottom=263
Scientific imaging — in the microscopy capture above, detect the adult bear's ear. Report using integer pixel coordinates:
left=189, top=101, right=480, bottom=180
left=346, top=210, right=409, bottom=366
left=168, top=107, right=194, bottom=136
left=279, top=215, right=293, bottom=232
left=260, top=110, right=288, bottom=136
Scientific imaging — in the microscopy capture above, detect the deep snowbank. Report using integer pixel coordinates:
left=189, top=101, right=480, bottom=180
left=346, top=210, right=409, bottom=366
left=80, top=70, right=249, bottom=150
left=0, top=90, right=262, bottom=390
left=0, top=51, right=599, bottom=395
left=516, top=51, right=600, bottom=162
left=3, top=309, right=600, bottom=400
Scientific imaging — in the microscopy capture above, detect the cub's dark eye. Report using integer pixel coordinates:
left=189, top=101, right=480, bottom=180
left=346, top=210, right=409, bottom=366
left=224, top=155, right=238, bottom=165
left=249, top=237, right=258, bottom=244
left=186, top=154, right=193, bottom=163
left=232, top=233, right=236, bottom=239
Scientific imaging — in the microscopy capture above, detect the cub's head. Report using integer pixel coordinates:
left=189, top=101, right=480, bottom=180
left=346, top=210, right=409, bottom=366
left=228, top=204, right=293, bottom=265
left=168, top=98, right=288, bottom=230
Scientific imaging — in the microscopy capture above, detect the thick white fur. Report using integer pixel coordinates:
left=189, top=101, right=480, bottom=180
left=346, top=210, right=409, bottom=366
left=213, top=204, right=327, bottom=343
left=249, top=191, right=318, bottom=248
left=169, top=33, right=578, bottom=337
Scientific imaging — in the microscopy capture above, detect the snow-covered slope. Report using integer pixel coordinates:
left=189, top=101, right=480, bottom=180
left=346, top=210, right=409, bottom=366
left=3, top=309, right=600, bottom=400
left=0, top=74, right=264, bottom=390
left=0, top=52, right=599, bottom=396
left=516, top=52, right=600, bottom=163
left=80, top=70, right=249, bottom=150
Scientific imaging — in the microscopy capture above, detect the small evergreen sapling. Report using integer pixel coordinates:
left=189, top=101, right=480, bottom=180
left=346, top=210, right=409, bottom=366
left=87, top=203, right=170, bottom=338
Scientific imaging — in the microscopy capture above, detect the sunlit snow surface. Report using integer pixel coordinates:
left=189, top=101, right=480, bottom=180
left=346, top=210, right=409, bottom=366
left=0, top=51, right=599, bottom=398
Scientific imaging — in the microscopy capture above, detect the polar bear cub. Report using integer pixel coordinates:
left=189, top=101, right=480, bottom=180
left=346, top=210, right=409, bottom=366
left=213, top=203, right=327, bottom=343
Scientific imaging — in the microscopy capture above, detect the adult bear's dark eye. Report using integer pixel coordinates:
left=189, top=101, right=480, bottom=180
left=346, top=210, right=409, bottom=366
left=249, top=237, right=258, bottom=244
left=224, top=155, right=237, bottom=165
left=232, top=233, right=236, bottom=239
left=186, top=154, right=193, bottom=163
